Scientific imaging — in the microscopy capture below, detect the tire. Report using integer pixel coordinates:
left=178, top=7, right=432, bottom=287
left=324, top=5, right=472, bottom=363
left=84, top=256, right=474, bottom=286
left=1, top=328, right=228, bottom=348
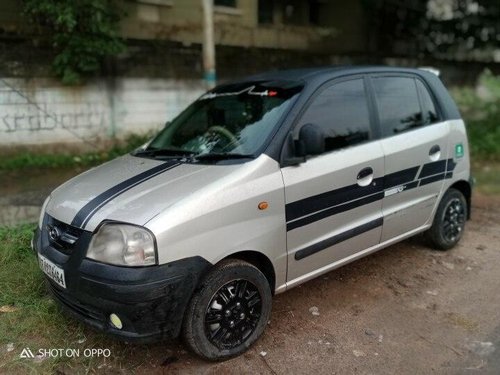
left=426, top=188, right=467, bottom=251
left=182, top=259, right=272, bottom=361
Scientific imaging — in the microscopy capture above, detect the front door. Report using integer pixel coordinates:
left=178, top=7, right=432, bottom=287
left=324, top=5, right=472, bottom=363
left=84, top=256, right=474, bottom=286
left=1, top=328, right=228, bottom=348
left=282, top=77, right=385, bottom=285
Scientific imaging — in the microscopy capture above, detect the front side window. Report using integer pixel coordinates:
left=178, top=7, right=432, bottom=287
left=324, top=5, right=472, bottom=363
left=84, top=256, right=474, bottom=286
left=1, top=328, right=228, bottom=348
left=146, top=81, right=302, bottom=159
left=295, top=79, right=371, bottom=153
left=373, top=76, right=433, bottom=136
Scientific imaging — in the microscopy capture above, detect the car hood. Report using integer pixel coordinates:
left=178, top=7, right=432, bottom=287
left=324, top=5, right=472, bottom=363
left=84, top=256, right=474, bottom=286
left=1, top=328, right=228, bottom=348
left=45, top=154, right=248, bottom=232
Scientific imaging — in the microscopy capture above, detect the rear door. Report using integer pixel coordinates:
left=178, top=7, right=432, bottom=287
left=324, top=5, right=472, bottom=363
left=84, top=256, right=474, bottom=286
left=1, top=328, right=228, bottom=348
left=282, top=77, right=385, bottom=284
left=369, top=75, right=451, bottom=242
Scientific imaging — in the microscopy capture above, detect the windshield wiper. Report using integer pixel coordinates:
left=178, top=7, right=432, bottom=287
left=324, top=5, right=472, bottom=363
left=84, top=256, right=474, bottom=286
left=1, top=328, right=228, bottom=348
left=193, top=153, right=254, bottom=161
left=133, top=148, right=195, bottom=158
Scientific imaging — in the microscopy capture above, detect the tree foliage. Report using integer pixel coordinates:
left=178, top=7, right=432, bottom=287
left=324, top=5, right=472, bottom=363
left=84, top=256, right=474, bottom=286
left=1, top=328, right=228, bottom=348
left=424, top=0, right=500, bottom=59
left=362, top=0, right=500, bottom=61
left=23, top=0, right=125, bottom=84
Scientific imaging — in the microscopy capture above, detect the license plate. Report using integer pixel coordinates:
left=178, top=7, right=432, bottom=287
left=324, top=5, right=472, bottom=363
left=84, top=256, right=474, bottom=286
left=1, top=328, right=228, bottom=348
left=38, top=254, right=66, bottom=289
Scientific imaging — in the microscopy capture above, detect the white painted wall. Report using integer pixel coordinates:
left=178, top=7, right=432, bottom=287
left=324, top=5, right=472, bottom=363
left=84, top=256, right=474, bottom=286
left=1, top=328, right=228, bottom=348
left=0, top=77, right=205, bottom=146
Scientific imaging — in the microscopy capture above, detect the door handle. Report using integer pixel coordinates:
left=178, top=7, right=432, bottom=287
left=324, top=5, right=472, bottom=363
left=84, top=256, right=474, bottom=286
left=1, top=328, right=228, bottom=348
left=357, top=167, right=374, bottom=187
left=357, top=167, right=373, bottom=180
left=429, top=145, right=441, bottom=155
left=429, top=145, right=441, bottom=161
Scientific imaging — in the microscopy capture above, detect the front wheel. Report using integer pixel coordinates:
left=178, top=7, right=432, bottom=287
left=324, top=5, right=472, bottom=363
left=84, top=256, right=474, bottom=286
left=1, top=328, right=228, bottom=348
left=426, top=188, right=467, bottom=250
left=182, top=259, right=272, bottom=361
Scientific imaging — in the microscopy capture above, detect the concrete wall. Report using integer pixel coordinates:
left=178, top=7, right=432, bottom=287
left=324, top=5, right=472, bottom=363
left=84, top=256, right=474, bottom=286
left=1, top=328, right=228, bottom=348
left=0, top=77, right=204, bottom=147
left=0, top=0, right=349, bottom=54
left=120, top=0, right=340, bottom=52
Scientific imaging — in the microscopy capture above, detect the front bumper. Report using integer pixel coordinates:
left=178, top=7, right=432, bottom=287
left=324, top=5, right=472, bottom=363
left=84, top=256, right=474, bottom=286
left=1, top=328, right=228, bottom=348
left=34, top=216, right=211, bottom=342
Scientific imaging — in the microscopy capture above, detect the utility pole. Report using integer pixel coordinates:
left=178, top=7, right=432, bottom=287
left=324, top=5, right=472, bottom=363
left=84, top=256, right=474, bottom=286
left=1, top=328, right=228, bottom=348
left=202, top=0, right=216, bottom=89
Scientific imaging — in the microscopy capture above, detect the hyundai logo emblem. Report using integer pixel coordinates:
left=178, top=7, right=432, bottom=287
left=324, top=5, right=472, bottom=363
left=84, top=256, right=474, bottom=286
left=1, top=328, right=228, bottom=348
left=47, top=225, right=61, bottom=241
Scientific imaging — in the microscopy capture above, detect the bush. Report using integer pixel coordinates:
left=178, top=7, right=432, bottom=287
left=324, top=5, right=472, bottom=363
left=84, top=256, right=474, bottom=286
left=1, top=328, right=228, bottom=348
left=23, top=0, right=125, bottom=84
left=451, top=70, right=500, bottom=161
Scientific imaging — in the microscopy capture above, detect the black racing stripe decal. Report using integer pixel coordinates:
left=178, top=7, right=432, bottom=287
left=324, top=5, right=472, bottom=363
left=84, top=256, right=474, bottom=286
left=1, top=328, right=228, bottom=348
left=295, top=217, right=383, bottom=261
left=71, top=161, right=180, bottom=228
left=420, top=172, right=446, bottom=186
left=286, top=159, right=456, bottom=232
left=419, top=160, right=447, bottom=179
left=285, top=178, right=384, bottom=222
left=446, top=158, right=457, bottom=172
left=384, top=166, right=420, bottom=189
left=403, top=180, right=419, bottom=191
left=286, top=166, right=421, bottom=224
left=287, top=191, right=384, bottom=231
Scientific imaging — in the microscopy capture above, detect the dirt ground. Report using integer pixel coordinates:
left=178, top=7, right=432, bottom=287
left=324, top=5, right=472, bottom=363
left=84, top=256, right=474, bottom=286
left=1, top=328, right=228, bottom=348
left=117, top=192, right=498, bottom=375
left=1, top=168, right=499, bottom=374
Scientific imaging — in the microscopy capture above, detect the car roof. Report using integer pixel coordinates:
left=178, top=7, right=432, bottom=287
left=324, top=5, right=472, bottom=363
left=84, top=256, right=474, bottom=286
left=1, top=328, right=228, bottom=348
left=243, top=66, right=461, bottom=161
left=245, top=65, right=432, bottom=84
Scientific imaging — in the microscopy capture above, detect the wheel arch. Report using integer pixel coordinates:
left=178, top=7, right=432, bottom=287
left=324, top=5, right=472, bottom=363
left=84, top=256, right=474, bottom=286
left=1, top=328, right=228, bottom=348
left=222, top=250, right=276, bottom=295
left=449, top=179, right=472, bottom=220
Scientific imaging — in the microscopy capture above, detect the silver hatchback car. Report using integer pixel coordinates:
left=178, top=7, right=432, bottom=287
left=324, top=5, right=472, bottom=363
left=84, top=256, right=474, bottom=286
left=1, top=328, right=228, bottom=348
left=34, top=66, right=471, bottom=360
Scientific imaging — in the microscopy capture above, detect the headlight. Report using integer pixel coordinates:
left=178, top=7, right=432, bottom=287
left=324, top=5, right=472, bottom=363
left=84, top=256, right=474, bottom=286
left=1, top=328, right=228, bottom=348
left=38, top=196, right=51, bottom=229
left=87, top=223, right=157, bottom=267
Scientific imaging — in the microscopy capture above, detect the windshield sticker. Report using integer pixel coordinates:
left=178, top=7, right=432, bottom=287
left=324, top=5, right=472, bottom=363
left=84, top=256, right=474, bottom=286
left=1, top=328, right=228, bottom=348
left=200, top=86, right=278, bottom=100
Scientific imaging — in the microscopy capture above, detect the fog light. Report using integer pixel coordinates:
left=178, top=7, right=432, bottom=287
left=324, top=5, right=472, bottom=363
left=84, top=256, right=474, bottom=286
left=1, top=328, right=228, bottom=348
left=109, top=313, right=123, bottom=330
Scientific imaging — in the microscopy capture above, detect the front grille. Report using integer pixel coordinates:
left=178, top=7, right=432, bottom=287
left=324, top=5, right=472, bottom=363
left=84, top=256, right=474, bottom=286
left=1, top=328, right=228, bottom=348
left=45, top=215, right=84, bottom=254
left=49, top=283, right=105, bottom=324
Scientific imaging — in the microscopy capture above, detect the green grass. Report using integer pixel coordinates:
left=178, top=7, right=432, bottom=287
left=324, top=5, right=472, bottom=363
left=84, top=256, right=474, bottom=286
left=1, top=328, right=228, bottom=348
left=0, top=224, right=80, bottom=373
left=0, top=224, right=163, bottom=374
left=0, top=133, right=152, bottom=172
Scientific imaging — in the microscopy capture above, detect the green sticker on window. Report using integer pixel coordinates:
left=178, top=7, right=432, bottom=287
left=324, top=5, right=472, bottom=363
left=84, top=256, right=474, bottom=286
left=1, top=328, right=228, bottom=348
left=455, top=143, right=464, bottom=158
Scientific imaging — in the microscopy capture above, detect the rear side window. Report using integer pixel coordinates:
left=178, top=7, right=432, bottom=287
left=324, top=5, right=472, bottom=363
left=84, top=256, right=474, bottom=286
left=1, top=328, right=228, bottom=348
left=373, top=77, right=424, bottom=136
left=416, top=79, right=439, bottom=125
left=297, top=79, right=371, bottom=153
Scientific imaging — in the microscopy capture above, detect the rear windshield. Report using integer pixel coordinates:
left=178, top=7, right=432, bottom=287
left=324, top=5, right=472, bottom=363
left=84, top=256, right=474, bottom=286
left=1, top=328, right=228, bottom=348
left=147, top=80, right=303, bottom=157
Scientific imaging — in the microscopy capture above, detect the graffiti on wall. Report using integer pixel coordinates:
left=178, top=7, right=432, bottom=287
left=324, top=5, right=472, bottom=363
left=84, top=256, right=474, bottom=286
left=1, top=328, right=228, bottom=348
left=0, top=79, right=107, bottom=138
left=0, top=103, right=105, bottom=133
left=1, top=103, right=106, bottom=133
left=0, top=77, right=207, bottom=146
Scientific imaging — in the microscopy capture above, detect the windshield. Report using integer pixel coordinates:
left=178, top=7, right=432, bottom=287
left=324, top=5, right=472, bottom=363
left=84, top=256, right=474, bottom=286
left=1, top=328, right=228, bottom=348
left=145, top=80, right=302, bottom=159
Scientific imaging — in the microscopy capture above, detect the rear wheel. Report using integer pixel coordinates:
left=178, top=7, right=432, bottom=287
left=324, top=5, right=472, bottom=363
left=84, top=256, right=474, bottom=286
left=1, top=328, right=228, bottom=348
left=426, top=188, right=467, bottom=250
left=182, top=259, right=272, bottom=360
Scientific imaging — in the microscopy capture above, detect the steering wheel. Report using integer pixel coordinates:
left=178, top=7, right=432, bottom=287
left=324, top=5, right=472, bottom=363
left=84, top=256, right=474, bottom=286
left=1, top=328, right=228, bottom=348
left=206, top=126, right=240, bottom=148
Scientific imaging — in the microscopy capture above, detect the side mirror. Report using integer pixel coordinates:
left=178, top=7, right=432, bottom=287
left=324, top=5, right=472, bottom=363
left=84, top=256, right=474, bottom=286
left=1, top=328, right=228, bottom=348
left=299, top=123, right=324, bottom=155
left=282, top=124, right=324, bottom=167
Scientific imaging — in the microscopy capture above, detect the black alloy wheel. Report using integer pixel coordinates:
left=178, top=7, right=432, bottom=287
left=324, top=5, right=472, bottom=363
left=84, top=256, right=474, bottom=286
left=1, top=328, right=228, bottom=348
left=426, top=188, right=468, bottom=250
left=182, top=259, right=272, bottom=360
left=441, top=197, right=466, bottom=243
left=204, top=279, right=262, bottom=350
